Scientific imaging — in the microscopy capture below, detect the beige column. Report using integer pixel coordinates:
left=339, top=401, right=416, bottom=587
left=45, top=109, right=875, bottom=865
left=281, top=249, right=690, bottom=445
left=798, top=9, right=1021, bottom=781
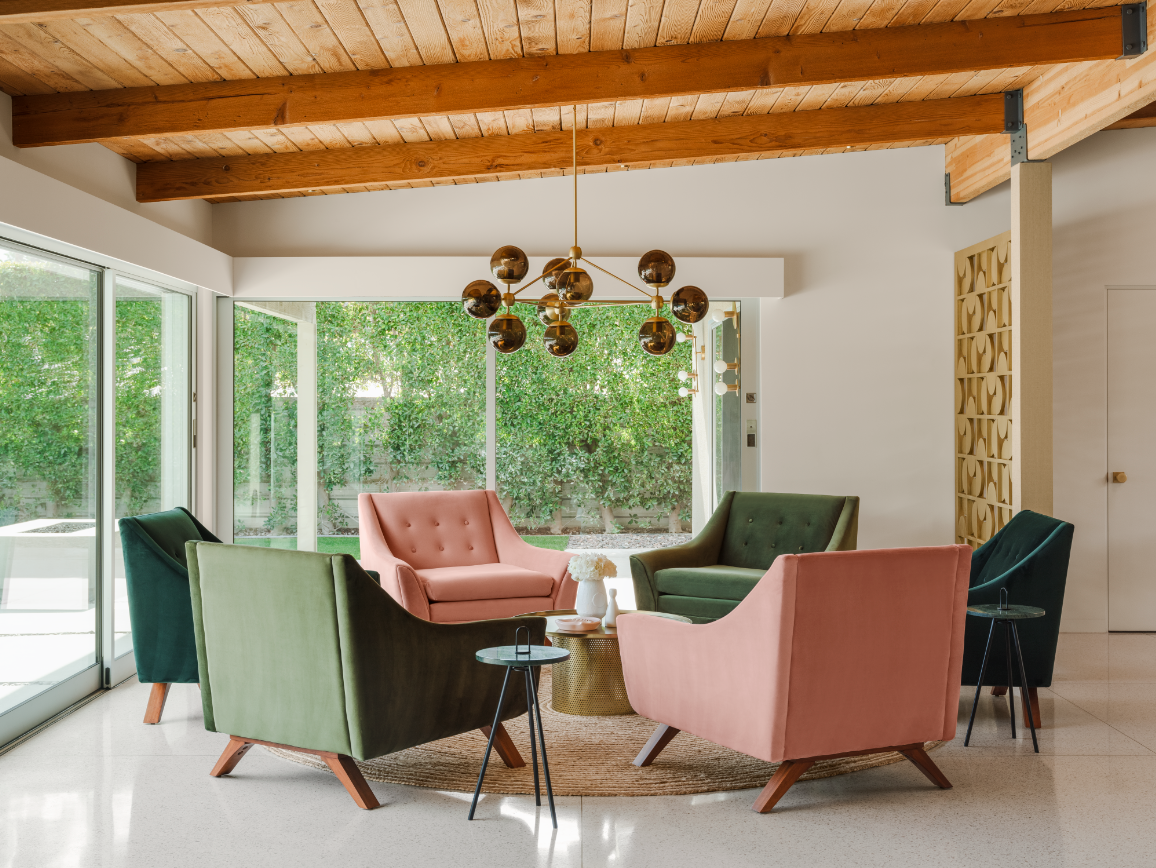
left=1010, top=161, right=1053, bottom=516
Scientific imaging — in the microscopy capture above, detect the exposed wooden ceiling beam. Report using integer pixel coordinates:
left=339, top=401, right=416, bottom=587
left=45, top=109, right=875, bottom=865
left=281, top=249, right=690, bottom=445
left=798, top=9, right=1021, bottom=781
left=946, top=14, right=1156, bottom=203
left=0, top=0, right=252, bottom=25
left=14, top=8, right=1126, bottom=148
left=136, top=94, right=1006, bottom=202
left=1105, top=98, right=1156, bottom=128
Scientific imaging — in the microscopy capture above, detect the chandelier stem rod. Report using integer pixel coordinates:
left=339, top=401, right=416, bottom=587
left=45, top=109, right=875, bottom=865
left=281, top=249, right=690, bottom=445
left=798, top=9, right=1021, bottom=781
left=581, top=257, right=655, bottom=300
left=573, top=105, right=578, bottom=251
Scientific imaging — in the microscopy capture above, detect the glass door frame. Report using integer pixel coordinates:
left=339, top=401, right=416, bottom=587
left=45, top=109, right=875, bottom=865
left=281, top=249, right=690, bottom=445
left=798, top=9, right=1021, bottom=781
left=0, top=231, right=197, bottom=748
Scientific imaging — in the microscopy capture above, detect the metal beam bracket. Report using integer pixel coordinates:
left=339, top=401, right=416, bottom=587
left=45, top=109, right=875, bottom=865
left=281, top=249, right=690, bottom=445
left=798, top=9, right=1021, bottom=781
left=1121, top=4, right=1147, bottom=58
left=945, top=173, right=963, bottom=206
left=1003, top=90, right=1030, bottom=166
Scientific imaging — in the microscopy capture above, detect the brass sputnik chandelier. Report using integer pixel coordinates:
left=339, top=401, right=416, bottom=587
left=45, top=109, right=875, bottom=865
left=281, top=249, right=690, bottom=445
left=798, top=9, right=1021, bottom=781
left=460, top=108, right=710, bottom=357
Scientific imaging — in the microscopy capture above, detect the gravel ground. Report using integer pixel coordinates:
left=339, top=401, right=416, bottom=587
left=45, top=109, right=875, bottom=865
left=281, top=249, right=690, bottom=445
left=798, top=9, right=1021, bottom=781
left=566, top=533, right=691, bottom=549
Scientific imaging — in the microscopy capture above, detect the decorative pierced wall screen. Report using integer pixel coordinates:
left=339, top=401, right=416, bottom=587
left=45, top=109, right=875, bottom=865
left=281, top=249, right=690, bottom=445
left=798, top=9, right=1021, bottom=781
left=955, top=231, right=1014, bottom=549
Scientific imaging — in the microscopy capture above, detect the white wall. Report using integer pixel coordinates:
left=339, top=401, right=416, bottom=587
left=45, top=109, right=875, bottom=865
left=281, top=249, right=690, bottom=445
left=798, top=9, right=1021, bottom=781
left=214, top=146, right=1011, bottom=555
left=0, top=92, right=212, bottom=246
left=1052, top=126, right=1156, bottom=633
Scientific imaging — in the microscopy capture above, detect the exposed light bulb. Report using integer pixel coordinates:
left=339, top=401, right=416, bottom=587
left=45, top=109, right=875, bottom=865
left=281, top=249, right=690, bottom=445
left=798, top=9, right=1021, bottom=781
left=677, top=370, right=689, bottom=381
left=709, top=308, right=726, bottom=324
left=675, top=332, right=689, bottom=343
left=714, top=382, right=730, bottom=396
left=713, top=360, right=729, bottom=374
left=678, top=387, right=690, bottom=398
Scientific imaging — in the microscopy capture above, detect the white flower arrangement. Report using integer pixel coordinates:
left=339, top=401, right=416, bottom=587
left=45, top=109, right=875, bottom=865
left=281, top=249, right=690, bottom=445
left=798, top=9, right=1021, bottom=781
left=569, top=552, right=618, bottom=582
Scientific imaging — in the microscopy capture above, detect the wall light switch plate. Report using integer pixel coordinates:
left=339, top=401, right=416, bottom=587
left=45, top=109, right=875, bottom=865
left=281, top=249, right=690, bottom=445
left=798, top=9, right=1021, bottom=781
left=745, top=419, right=757, bottom=434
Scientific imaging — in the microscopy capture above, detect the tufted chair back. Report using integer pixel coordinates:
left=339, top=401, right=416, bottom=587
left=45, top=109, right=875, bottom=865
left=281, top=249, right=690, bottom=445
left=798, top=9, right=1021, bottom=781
left=362, top=490, right=499, bottom=570
left=719, top=492, right=856, bottom=570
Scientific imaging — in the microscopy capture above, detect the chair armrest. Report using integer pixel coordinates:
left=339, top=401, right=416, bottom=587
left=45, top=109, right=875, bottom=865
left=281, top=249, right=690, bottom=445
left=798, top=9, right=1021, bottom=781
left=357, top=493, right=430, bottom=619
left=332, top=555, right=548, bottom=760
left=824, top=496, right=859, bottom=551
left=630, top=539, right=719, bottom=611
left=485, top=490, right=574, bottom=601
left=617, top=575, right=791, bottom=762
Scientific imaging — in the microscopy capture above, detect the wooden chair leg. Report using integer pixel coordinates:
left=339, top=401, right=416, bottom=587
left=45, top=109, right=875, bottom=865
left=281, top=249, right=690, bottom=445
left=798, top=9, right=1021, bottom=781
left=1022, top=686, right=1042, bottom=729
left=143, top=682, right=170, bottom=724
left=990, top=685, right=1008, bottom=696
left=633, top=724, right=681, bottom=767
left=322, top=754, right=380, bottom=810
left=481, top=722, right=525, bottom=769
left=899, top=746, right=952, bottom=789
left=210, top=737, right=254, bottom=777
left=753, top=759, right=815, bottom=813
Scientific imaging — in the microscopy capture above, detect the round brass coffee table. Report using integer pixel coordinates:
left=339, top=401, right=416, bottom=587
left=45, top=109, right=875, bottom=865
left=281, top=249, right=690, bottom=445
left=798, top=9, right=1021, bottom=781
left=522, top=609, right=692, bottom=716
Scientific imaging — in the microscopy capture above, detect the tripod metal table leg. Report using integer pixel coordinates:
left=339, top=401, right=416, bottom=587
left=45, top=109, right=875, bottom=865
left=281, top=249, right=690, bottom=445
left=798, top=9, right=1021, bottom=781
left=1004, top=621, right=1017, bottom=740
left=965, top=620, right=998, bottom=747
left=528, top=665, right=558, bottom=829
left=523, top=667, right=541, bottom=806
left=1010, top=623, right=1039, bottom=753
left=469, top=665, right=513, bottom=821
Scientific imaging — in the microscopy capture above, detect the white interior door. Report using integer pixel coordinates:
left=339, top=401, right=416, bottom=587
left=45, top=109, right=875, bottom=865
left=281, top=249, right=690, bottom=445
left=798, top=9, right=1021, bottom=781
left=1108, top=288, right=1156, bottom=631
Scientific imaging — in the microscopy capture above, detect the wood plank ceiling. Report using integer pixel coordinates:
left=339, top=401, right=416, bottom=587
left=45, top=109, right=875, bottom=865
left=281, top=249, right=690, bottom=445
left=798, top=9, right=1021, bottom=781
left=0, top=0, right=1141, bottom=202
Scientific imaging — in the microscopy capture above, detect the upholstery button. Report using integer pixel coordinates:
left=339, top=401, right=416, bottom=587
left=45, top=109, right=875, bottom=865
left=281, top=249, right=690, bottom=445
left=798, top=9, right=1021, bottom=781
left=469, top=545, right=474, bottom=550
left=748, top=518, right=753, bottom=523
left=798, top=546, right=804, bottom=551
left=439, top=545, right=444, bottom=551
left=464, top=520, right=469, bottom=525
left=411, top=547, right=416, bottom=552
left=771, top=543, right=776, bottom=548
left=405, top=523, right=411, bottom=527
left=435, top=521, right=440, bottom=526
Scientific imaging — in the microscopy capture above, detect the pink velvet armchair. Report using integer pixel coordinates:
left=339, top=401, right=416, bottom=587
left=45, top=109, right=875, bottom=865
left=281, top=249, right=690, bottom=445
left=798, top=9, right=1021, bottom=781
left=618, top=545, right=971, bottom=813
left=357, top=490, right=576, bottom=623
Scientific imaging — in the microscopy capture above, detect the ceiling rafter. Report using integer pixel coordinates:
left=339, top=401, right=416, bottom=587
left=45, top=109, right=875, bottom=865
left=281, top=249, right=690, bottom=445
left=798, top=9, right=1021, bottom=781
left=136, top=93, right=1007, bottom=201
left=12, top=7, right=1126, bottom=148
left=946, top=14, right=1156, bottom=203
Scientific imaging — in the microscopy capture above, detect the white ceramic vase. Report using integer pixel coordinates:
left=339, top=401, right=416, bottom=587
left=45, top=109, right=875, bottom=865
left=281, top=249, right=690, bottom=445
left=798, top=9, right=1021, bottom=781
left=575, top=578, right=608, bottom=619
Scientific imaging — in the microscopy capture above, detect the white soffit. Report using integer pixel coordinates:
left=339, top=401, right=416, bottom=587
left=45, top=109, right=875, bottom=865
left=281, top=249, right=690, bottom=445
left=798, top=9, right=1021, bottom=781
left=232, top=257, right=784, bottom=301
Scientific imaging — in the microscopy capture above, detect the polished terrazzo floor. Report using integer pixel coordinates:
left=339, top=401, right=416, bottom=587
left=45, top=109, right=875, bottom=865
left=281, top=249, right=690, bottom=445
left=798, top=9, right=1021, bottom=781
left=1, top=633, right=1155, bottom=867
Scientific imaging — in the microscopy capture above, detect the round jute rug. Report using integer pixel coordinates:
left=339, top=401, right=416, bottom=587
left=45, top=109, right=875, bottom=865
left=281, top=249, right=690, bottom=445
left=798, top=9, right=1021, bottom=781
left=267, top=671, right=941, bottom=797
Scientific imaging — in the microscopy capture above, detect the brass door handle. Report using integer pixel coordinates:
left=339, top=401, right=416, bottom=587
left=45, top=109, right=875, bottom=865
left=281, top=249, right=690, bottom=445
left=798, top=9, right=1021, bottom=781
left=1112, top=472, right=1128, bottom=483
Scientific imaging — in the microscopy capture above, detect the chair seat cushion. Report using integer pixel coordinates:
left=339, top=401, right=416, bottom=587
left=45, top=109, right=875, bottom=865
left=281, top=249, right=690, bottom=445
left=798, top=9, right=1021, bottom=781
left=655, top=565, right=766, bottom=602
left=415, top=563, right=555, bottom=602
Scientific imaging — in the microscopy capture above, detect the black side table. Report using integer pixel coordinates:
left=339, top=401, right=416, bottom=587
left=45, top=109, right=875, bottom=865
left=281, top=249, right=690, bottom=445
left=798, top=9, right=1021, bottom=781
left=963, top=597, right=1045, bottom=753
left=471, top=627, right=570, bottom=827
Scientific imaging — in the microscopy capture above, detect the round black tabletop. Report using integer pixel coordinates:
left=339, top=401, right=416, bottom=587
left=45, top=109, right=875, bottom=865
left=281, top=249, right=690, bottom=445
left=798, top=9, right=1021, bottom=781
left=475, top=645, right=571, bottom=667
left=966, top=603, right=1045, bottom=620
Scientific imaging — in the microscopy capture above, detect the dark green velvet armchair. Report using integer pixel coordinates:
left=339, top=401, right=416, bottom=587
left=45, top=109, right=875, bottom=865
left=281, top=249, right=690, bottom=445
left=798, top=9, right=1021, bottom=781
left=186, top=542, right=545, bottom=809
left=119, top=506, right=220, bottom=724
left=961, top=509, right=1074, bottom=728
left=630, top=491, right=860, bottom=623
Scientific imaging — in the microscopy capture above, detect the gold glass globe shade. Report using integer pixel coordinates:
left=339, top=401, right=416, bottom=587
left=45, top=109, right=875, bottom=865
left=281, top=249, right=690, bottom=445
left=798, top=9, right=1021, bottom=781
left=487, top=313, right=527, bottom=353
left=557, top=267, right=594, bottom=305
left=638, top=250, right=676, bottom=287
left=543, top=321, right=579, bottom=357
left=462, top=279, right=502, bottom=319
left=638, top=316, right=676, bottom=356
left=490, top=245, right=529, bottom=284
left=536, top=292, right=571, bottom=326
left=671, top=285, right=709, bottom=324
left=542, top=258, right=569, bottom=291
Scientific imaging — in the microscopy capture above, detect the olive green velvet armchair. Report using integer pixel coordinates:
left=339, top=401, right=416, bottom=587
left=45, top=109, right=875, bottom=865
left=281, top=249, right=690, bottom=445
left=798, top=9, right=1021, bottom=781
left=630, top=491, right=859, bottom=623
left=187, top=542, right=546, bottom=809
left=119, top=507, right=220, bottom=724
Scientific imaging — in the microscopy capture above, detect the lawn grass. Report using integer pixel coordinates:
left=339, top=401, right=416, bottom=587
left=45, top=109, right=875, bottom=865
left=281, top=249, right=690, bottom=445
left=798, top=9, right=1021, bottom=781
left=233, top=534, right=569, bottom=557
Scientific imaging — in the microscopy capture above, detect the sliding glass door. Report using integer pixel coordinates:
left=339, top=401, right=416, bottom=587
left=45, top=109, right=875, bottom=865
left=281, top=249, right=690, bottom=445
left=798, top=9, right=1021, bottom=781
left=112, top=277, right=192, bottom=660
left=0, top=244, right=100, bottom=721
left=0, top=237, right=195, bottom=745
